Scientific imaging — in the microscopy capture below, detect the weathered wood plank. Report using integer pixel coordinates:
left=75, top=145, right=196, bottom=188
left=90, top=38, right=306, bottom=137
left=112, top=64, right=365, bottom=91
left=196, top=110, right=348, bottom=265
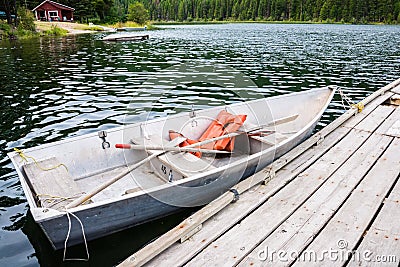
left=342, top=92, right=394, bottom=129
left=134, top=127, right=350, bottom=267
left=184, top=128, right=375, bottom=267
left=145, top=127, right=350, bottom=267
left=238, top=133, right=392, bottom=267
left=103, top=34, right=149, bottom=41
left=391, top=84, right=400, bottom=94
left=353, top=105, right=395, bottom=132
left=347, top=180, right=400, bottom=267
left=23, top=157, right=83, bottom=210
left=251, top=80, right=400, bottom=182
left=388, top=94, right=400, bottom=106
left=133, top=125, right=354, bottom=267
left=375, top=107, right=400, bottom=137
left=292, top=137, right=400, bottom=267
left=144, top=89, right=397, bottom=267
left=127, top=81, right=400, bottom=267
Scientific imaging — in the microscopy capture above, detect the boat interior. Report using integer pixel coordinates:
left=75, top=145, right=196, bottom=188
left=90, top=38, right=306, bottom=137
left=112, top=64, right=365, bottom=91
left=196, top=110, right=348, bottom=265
left=11, top=88, right=333, bottom=212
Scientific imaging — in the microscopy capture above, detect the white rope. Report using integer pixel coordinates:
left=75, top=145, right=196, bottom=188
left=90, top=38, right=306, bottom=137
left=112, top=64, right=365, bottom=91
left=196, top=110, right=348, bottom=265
left=337, top=87, right=365, bottom=113
left=338, top=87, right=355, bottom=110
left=63, top=210, right=90, bottom=261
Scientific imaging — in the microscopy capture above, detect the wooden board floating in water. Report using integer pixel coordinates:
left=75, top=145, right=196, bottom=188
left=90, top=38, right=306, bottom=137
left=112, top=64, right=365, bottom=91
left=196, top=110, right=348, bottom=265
left=103, top=34, right=149, bottom=42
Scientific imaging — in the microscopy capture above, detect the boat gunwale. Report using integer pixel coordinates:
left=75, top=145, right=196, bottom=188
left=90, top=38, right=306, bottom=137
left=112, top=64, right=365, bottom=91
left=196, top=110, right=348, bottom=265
left=82, top=86, right=336, bottom=209
left=7, top=86, right=334, bottom=155
left=7, top=86, right=336, bottom=221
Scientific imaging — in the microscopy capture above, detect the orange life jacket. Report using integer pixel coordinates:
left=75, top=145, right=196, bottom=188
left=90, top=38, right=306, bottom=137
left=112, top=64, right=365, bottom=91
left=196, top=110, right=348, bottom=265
left=169, top=110, right=247, bottom=157
left=169, top=130, right=202, bottom=158
left=199, top=110, right=247, bottom=151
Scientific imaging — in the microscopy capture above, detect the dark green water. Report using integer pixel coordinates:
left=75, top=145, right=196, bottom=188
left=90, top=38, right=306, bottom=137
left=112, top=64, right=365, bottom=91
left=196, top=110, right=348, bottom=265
left=0, top=23, right=399, bottom=266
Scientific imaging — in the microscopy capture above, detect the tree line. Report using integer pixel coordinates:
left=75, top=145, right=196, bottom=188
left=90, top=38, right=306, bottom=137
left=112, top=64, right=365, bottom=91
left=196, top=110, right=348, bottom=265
left=144, top=0, right=400, bottom=23
left=2, top=0, right=400, bottom=24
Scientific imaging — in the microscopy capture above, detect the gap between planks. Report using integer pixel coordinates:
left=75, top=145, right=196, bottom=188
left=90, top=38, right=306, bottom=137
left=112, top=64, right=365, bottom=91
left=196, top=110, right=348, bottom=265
left=292, top=137, right=400, bottom=267
left=184, top=102, right=396, bottom=266
left=144, top=88, right=398, bottom=267
left=239, top=133, right=393, bottom=266
left=347, top=171, right=400, bottom=267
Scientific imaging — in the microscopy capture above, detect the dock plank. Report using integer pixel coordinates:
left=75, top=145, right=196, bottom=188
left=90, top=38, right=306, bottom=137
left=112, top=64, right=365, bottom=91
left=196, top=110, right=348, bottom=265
left=184, top=128, right=377, bottom=266
left=238, top=133, right=392, bottom=266
left=146, top=128, right=350, bottom=267
left=375, top=107, right=400, bottom=137
left=342, top=92, right=394, bottom=129
left=293, top=137, right=400, bottom=267
left=145, top=91, right=396, bottom=267
left=347, top=178, right=400, bottom=267
left=127, top=80, right=400, bottom=267
left=353, top=105, right=395, bottom=132
left=391, top=84, right=400, bottom=94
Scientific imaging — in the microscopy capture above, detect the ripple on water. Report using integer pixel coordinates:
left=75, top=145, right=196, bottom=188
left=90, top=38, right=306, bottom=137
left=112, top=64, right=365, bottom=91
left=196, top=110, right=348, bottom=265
left=0, top=23, right=400, bottom=266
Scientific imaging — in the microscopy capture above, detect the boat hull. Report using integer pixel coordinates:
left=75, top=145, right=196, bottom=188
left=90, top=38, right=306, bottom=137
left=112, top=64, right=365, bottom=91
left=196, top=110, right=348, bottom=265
left=9, top=87, right=335, bottom=249
left=36, top=119, right=315, bottom=249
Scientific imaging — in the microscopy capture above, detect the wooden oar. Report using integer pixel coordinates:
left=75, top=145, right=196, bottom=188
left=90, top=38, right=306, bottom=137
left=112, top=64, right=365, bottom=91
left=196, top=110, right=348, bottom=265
left=183, top=114, right=299, bottom=147
left=66, top=114, right=298, bottom=209
left=115, top=144, right=232, bottom=154
left=65, top=137, right=187, bottom=209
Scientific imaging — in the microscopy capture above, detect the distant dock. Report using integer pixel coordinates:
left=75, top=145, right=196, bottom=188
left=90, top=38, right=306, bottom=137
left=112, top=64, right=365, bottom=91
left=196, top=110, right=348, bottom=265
left=119, top=79, right=400, bottom=266
left=103, top=34, right=149, bottom=42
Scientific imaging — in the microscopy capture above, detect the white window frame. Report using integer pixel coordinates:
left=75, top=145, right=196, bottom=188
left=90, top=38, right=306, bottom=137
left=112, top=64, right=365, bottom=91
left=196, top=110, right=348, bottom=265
left=48, top=10, right=59, bottom=20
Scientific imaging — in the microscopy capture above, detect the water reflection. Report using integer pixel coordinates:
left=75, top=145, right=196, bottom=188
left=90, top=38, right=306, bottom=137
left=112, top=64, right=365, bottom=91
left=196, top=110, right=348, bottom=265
left=0, top=23, right=399, bottom=266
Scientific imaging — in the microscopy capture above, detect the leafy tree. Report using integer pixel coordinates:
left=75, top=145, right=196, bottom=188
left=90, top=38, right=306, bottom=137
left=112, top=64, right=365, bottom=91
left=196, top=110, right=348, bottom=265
left=0, top=0, right=17, bottom=25
left=319, top=1, right=329, bottom=20
left=17, top=7, right=35, bottom=31
left=127, top=1, right=149, bottom=24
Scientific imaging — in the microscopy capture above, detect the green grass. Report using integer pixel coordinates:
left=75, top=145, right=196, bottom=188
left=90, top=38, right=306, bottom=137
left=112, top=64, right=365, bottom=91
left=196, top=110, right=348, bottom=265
left=106, top=21, right=159, bottom=30
left=84, top=26, right=104, bottom=31
left=41, top=25, right=68, bottom=36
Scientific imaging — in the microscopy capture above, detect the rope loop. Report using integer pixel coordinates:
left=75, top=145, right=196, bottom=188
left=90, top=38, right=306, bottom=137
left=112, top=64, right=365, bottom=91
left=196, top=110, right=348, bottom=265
left=14, top=148, right=68, bottom=172
left=63, top=210, right=90, bottom=261
left=337, top=88, right=364, bottom=114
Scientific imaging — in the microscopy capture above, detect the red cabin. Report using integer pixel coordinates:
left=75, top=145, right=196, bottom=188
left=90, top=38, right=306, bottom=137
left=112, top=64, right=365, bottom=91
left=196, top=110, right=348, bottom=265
left=32, top=0, right=74, bottom=22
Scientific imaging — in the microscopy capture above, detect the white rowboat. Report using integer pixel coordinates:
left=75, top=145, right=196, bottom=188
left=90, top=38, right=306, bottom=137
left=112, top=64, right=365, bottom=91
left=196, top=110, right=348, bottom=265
left=8, top=87, right=335, bottom=249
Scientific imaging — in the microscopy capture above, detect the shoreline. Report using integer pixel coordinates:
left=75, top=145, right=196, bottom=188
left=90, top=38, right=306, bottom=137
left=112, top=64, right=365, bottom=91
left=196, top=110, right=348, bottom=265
left=153, top=20, right=398, bottom=26
left=34, top=21, right=114, bottom=35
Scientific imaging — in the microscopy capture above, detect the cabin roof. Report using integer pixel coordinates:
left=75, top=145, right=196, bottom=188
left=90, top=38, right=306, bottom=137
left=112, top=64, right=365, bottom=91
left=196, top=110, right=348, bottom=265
left=32, top=0, right=75, bottom=11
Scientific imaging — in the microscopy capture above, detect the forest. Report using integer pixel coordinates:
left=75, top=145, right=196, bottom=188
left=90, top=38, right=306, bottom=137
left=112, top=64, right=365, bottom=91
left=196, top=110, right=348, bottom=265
left=143, top=0, right=400, bottom=23
left=2, top=0, right=400, bottom=24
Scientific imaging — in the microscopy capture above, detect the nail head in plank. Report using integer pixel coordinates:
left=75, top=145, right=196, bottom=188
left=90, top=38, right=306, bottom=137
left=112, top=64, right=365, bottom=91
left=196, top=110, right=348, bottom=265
left=293, top=137, right=400, bottom=267
left=347, top=185, right=400, bottom=267
left=185, top=129, right=375, bottom=267
left=144, top=86, right=400, bottom=267
left=239, top=133, right=392, bottom=267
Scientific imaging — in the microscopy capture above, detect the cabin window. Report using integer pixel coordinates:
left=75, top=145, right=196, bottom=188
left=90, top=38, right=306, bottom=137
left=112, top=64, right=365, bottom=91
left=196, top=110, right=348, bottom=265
left=48, top=11, right=58, bottom=20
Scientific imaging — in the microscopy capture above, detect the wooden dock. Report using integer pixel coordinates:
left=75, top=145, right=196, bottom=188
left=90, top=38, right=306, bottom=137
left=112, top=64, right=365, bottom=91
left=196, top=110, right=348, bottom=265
left=103, top=34, right=149, bottom=42
left=119, top=79, right=400, bottom=266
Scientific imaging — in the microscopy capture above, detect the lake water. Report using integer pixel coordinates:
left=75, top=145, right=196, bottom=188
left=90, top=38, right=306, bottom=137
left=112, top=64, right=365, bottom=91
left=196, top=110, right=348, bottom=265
left=0, top=23, right=399, bottom=266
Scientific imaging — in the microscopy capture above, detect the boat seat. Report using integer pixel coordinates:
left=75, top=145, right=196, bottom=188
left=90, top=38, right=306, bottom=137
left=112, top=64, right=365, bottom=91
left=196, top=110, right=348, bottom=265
left=242, top=121, right=289, bottom=146
left=131, top=135, right=216, bottom=179
left=250, top=132, right=288, bottom=146
left=123, top=187, right=142, bottom=195
left=22, top=157, right=86, bottom=210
